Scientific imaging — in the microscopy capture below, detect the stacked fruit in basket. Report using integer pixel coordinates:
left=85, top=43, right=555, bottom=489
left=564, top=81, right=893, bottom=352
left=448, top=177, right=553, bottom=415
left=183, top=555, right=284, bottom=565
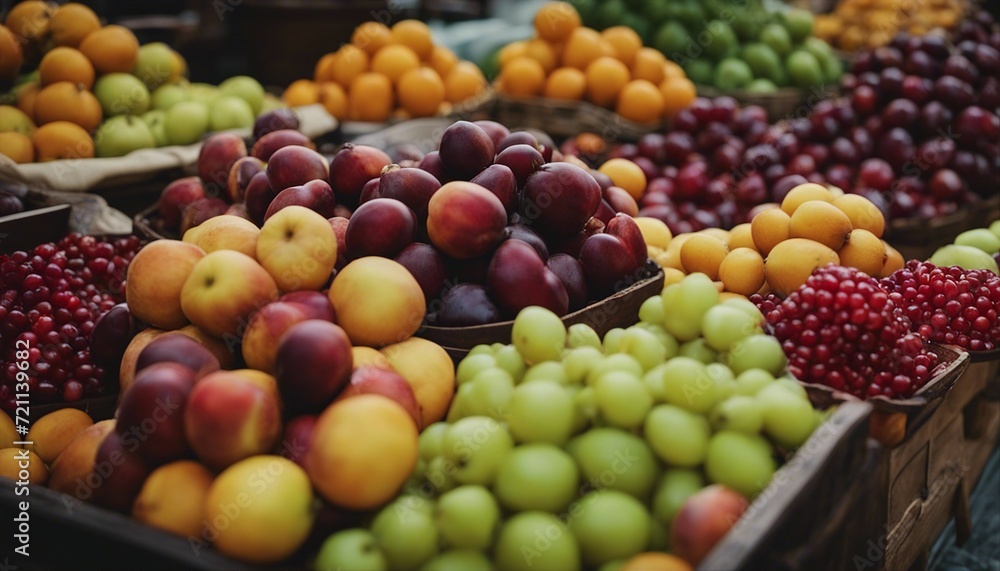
left=815, top=0, right=967, bottom=51
left=494, top=2, right=697, bottom=124
left=932, top=222, right=1000, bottom=272
left=282, top=19, right=487, bottom=122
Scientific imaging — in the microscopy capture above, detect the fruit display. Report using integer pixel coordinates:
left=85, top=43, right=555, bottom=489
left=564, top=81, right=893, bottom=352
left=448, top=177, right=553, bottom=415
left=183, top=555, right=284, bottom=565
left=0, top=188, right=24, bottom=216
left=494, top=2, right=697, bottom=124
left=0, top=407, right=98, bottom=486
left=931, top=221, right=1000, bottom=271
left=815, top=0, right=966, bottom=52
left=580, top=0, right=842, bottom=93
left=314, top=287, right=825, bottom=570
left=282, top=19, right=487, bottom=122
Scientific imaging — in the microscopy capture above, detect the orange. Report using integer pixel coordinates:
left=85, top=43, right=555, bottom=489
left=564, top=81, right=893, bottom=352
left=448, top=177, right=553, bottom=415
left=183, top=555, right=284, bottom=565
left=33, top=82, right=101, bottom=131
left=602, top=26, right=642, bottom=66
left=348, top=72, right=394, bottom=122
left=330, top=44, right=369, bottom=87
left=524, top=38, right=559, bottom=73
left=585, top=56, right=630, bottom=107
left=444, top=61, right=486, bottom=103
left=0, top=132, right=35, bottom=163
left=498, top=41, right=528, bottom=68
left=351, top=21, right=392, bottom=56
left=48, top=2, right=100, bottom=48
left=318, top=82, right=348, bottom=120
left=631, top=47, right=668, bottom=85
left=313, top=52, right=337, bottom=82
left=561, top=27, right=610, bottom=70
left=398, top=67, right=445, bottom=118
left=663, top=60, right=686, bottom=79
left=16, top=82, right=40, bottom=120
left=659, top=76, right=697, bottom=118
left=390, top=20, right=434, bottom=60
left=79, top=25, right=139, bottom=74
left=0, top=25, right=22, bottom=81
left=370, top=44, right=420, bottom=84
left=621, top=552, right=692, bottom=571
left=282, top=79, right=320, bottom=106
left=4, top=1, right=52, bottom=43
left=39, top=47, right=95, bottom=88
left=499, top=56, right=546, bottom=98
left=534, top=1, right=581, bottom=43
left=32, top=121, right=94, bottom=161
left=429, top=45, right=458, bottom=78
left=543, top=66, right=586, bottom=100
left=598, top=158, right=647, bottom=199
left=616, top=79, right=665, bottom=124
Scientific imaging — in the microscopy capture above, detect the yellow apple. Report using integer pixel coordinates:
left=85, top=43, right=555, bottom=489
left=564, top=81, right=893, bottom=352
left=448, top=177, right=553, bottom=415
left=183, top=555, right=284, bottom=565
left=351, top=346, right=392, bottom=370
left=125, top=240, right=205, bottom=330
left=183, top=214, right=260, bottom=259
left=328, top=257, right=425, bottom=347
left=180, top=250, right=279, bottom=338
left=133, top=460, right=214, bottom=537
left=257, top=205, right=336, bottom=292
left=381, top=337, right=455, bottom=428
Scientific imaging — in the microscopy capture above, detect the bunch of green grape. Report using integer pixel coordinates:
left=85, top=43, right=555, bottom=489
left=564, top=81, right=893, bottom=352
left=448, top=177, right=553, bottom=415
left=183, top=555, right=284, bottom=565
left=313, top=273, right=826, bottom=571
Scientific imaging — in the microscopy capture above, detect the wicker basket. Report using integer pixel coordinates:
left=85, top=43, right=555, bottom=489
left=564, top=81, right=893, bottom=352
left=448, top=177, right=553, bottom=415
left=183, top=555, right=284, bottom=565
left=339, top=89, right=497, bottom=140
left=887, top=194, right=1000, bottom=262
left=490, top=95, right=662, bottom=141
left=696, top=84, right=840, bottom=122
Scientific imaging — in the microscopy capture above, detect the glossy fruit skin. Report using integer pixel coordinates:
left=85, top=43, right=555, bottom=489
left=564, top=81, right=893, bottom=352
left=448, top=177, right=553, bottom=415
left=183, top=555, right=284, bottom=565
left=487, top=239, right=569, bottom=318
left=520, top=162, right=602, bottom=239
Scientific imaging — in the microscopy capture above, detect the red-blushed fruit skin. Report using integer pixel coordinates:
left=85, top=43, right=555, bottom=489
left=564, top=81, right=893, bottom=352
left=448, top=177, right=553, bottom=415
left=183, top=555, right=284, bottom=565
left=279, top=290, right=337, bottom=322
left=473, top=120, right=511, bottom=148
left=241, top=302, right=311, bottom=373
left=329, top=144, right=392, bottom=205
left=334, top=366, right=421, bottom=427
left=250, top=129, right=314, bottom=161
left=671, top=485, right=749, bottom=566
left=180, top=197, right=228, bottom=235
left=135, top=333, right=221, bottom=379
left=427, top=181, right=507, bottom=259
left=521, top=162, right=602, bottom=239
left=227, top=156, right=266, bottom=202
left=225, top=202, right=252, bottom=222
left=394, top=242, right=448, bottom=301
left=579, top=213, right=648, bottom=297
left=345, top=198, right=418, bottom=259
left=274, top=320, right=354, bottom=414
left=593, top=199, right=616, bottom=224
left=198, top=133, right=247, bottom=192
left=604, top=186, right=639, bottom=217
left=328, top=216, right=350, bottom=270
left=500, top=224, right=549, bottom=260
left=494, top=144, right=545, bottom=188
left=375, top=166, right=442, bottom=221
left=253, top=108, right=300, bottom=140
left=90, top=303, right=136, bottom=370
left=115, top=362, right=197, bottom=466
left=158, top=176, right=206, bottom=230
left=487, top=239, right=569, bottom=317
left=244, top=171, right=277, bottom=226
left=266, top=145, right=330, bottom=192
left=439, top=121, right=495, bottom=180
left=89, top=432, right=152, bottom=513
left=471, top=164, right=518, bottom=216
left=546, top=253, right=588, bottom=310
left=359, top=177, right=380, bottom=204
left=280, top=414, right=318, bottom=469
left=497, top=131, right=539, bottom=154
left=434, top=283, right=501, bottom=327
left=263, top=179, right=337, bottom=221
left=417, top=150, right=446, bottom=182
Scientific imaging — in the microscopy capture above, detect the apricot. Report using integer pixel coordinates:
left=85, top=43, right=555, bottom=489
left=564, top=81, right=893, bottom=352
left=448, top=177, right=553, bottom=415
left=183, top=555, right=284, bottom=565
left=33, top=81, right=102, bottom=131
left=0, top=24, right=23, bottom=81
left=788, top=201, right=853, bottom=250
left=0, top=448, right=47, bottom=485
left=751, top=208, right=791, bottom=256
left=16, top=82, right=40, bottom=120
left=39, top=46, right=95, bottom=88
left=780, top=183, right=833, bottom=215
left=727, top=223, right=756, bottom=250
left=838, top=229, right=886, bottom=277
left=764, top=238, right=840, bottom=297
left=380, top=336, right=456, bottom=428
left=282, top=79, right=320, bottom=106
left=47, top=419, right=115, bottom=495
left=634, top=216, right=672, bottom=250
left=880, top=241, right=905, bottom=278
left=0, top=132, right=34, bottom=163
left=352, top=346, right=391, bottom=370
left=680, top=234, right=730, bottom=280
left=4, top=1, right=52, bottom=43
left=79, top=25, right=139, bottom=74
left=133, top=460, right=214, bottom=537
left=832, top=193, right=886, bottom=238
left=719, top=248, right=766, bottom=296
left=32, top=121, right=94, bottom=161
left=48, top=2, right=100, bottom=48
left=0, top=413, right=16, bottom=447
left=661, top=233, right=693, bottom=271
left=25, top=408, right=94, bottom=464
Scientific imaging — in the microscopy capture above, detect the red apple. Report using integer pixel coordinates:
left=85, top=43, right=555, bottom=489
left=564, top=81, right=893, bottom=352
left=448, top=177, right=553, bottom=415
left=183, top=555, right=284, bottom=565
left=274, top=320, right=353, bottom=414
left=345, top=198, right=417, bottom=259
left=329, top=144, right=391, bottom=205
left=245, top=171, right=277, bottom=226
left=134, top=333, right=221, bottom=379
left=334, top=365, right=421, bottom=427
left=579, top=213, right=647, bottom=296
left=253, top=108, right=300, bottom=140
left=417, top=150, right=445, bottom=182
left=198, top=133, right=247, bottom=192
left=426, top=181, right=506, bottom=259
left=90, top=432, right=151, bottom=513
left=250, top=129, right=314, bottom=161
left=471, top=164, right=518, bottom=216
left=180, top=197, right=228, bottom=235
left=394, top=242, right=448, bottom=301
left=241, top=302, right=311, bottom=373
left=375, top=166, right=441, bottom=220
left=266, top=145, right=330, bottom=192
left=671, top=485, right=749, bottom=566
left=473, top=120, right=511, bottom=148
left=521, top=162, right=601, bottom=238
left=435, top=283, right=501, bottom=326
left=279, top=290, right=337, bottom=322
left=487, top=239, right=569, bottom=317
left=439, top=121, right=494, bottom=180
left=494, top=143, right=545, bottom=188
left=546, top=253, right=588, bottom=310
left=116, top=362, right=197, bottom=466
left=158, top=176, right=206, bottom=230
left=280, top=414, right=317, bottom=469
left=263, top=179, right=336, bottom=221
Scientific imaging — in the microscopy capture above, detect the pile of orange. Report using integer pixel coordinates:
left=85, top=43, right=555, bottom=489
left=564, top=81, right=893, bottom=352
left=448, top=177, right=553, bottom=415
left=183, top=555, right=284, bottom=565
left=283, top=19, right=487, bottom=123
left=495, top=1, right=697, bottom=124
left=814, top=0, right=964, bottom=51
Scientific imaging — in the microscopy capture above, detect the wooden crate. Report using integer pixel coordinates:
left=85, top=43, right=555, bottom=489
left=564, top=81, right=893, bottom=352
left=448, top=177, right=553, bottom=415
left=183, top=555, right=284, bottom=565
left=0, top=204, right=72, bottom=255
left=888, top=195, right=1000, bottom=262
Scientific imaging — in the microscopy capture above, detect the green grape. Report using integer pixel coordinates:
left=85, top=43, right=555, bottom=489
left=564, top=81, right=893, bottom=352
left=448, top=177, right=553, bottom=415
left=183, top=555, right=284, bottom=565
left=710, top=395, right=764, bottom=434
left=638, top=294, right=665, bottom=324
left=662, top=273, right=720, bottom=342
left=464, top=369, right=515, bottom=419
left=678, top=338, right=718, bottom=364
left=495, top=444, right=580, bottom=513
left=720, top=297, right=765, bottom=325
left=523, top=361, right=569, bottom=384
left=586, top=353, right=644, bottom=386
left=774, top=377, right=809, bottom=399
left=456, top=354, right=497, bottom=386
left=435, top=485, right=500, bottom=550
left=725, top=334, right=786, bottom=375
left=467, top=344, right=495, bottom=357
left=705, top=431, right=777, bottom=498
left=568, top=323, right=603, bottom=349
left=314, top=529, right=387, bottom=571
left=445, top=383, right=473, bottom=422
left=595, top=371, right=653, bottom=429
left=394, top=493, right=435, bottom=517
left=491, top=342, right=506, bottom=352
left=707, top=362, right=737, bottom=401
left=651, top=468, right=704, bottom=528
left=660, top=284, right=698, bottom=341
left=638, top=323, right=680, bottom=358
left=371, top=498, right=439, bottom=571
left=757, top=384, right=817, bottom=448
left=419, top=422, right=449, bottom=461
left=495, top=512, right=581, bottom=571
left=644, top=404, right=710, bottom=467
left=701, top=305, right=763, bottom=352
left=494, top=344, right=526, bottom=382
left=509, top=381, right=574, bottom=445
left=424, top=456, right=458, bottom=494
left=567, top=427, right=659, bottom=500
left=442, top=416, right=514, bottom=485
left=570, top=490, right=651, bottom=566
left=512, top=306, right=566, bottom=364
left=420, top=550, right=493, bottom=571
left=563, top=346, right=604, bottom=384
left=734, top=368, right=776, bottom=396
left=618, top=327, right=667, bottom=371
left=643, top=364, right=668, bottom=403
left=573, top=386, right=599, bottom=431
left=661, top=356, right=717, bottom=414
left=603, top=327, right=627, bottom=353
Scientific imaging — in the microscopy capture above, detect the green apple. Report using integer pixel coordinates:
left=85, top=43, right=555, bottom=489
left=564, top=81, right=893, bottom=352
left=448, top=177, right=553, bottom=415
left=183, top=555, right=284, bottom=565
left=930, top=244, right=999, bottom=273
left=314, top=529, right=387, bottom=571
left=94, top=116, right=156, bottom=158
left=990, top=220, right=1000, bottom=241
left=0, top=105, right=35, bottom=135
left=187, top=83, right=220, bottom=105
left=209, top=95, right=255, bottom=131
left=164, top=101, right=209, bottom=145
left=151, top=83, right=188, bottom=111
left=93, top=73, right=150, bottom=117
left=259, top=93, right=285, bottom=114
left=714, top=58, right=753, bottom=91
left=140, top=110, right=169, bottom=147
left=746, top=78, right=778, bottom=93
left=954, top=229, right=1000, bottom=254
left=780, top=8, right=814, bottom=42
left=132, top=42, right=175, bottom=90
left=419, top=550, right=493, bottom=571
left=786, top=50, right=824, bottom=88
left=219, top=75, right=265, bottom=115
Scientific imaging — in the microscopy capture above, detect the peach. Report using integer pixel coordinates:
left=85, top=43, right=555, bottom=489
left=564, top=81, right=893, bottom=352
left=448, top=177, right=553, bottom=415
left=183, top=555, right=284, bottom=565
left=175, top=324, right=238, bottom=370
left=241, top=302, right=310, bottom=373
left=257, top=205, right=337, bottom=292
left=671, top=484, right=749, bottom=566
left=0, top=448, right=47, bottom=485
left=157, top=176, right=206, bottom=231
left=279, top=290, right=337, bottom=322
left=134, top=333, right=221, bottom=380
left=197, top=132, right=247, bottom=192
left=183, top=214, right=260, bottom=259
left=180, top=250, right=279, bottom=338
left=125, top=240, right=206, bottom=330
left=118, top=328, right=168, bottom=397
left=280, top=415, right=317, bottom=468
left=351, top=346, right=392, bottom=369
left=274, top=320, right=353, bottom=414
left=335, top=365, right=421, bottom=427
left=47, top=419, right=114, bottom=496
left=380, top=336, right=455, bottom=428
left=132, top=460, right=214, bottom=537
left=116, top=362, right=198, bottom=466
left=328, top=257, right=425, bottom=347
left=426, top=181, right=507, bottom=259
left=25, top=408, right=93, bottom=464
left=90, top=431, right=151, bottom=513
